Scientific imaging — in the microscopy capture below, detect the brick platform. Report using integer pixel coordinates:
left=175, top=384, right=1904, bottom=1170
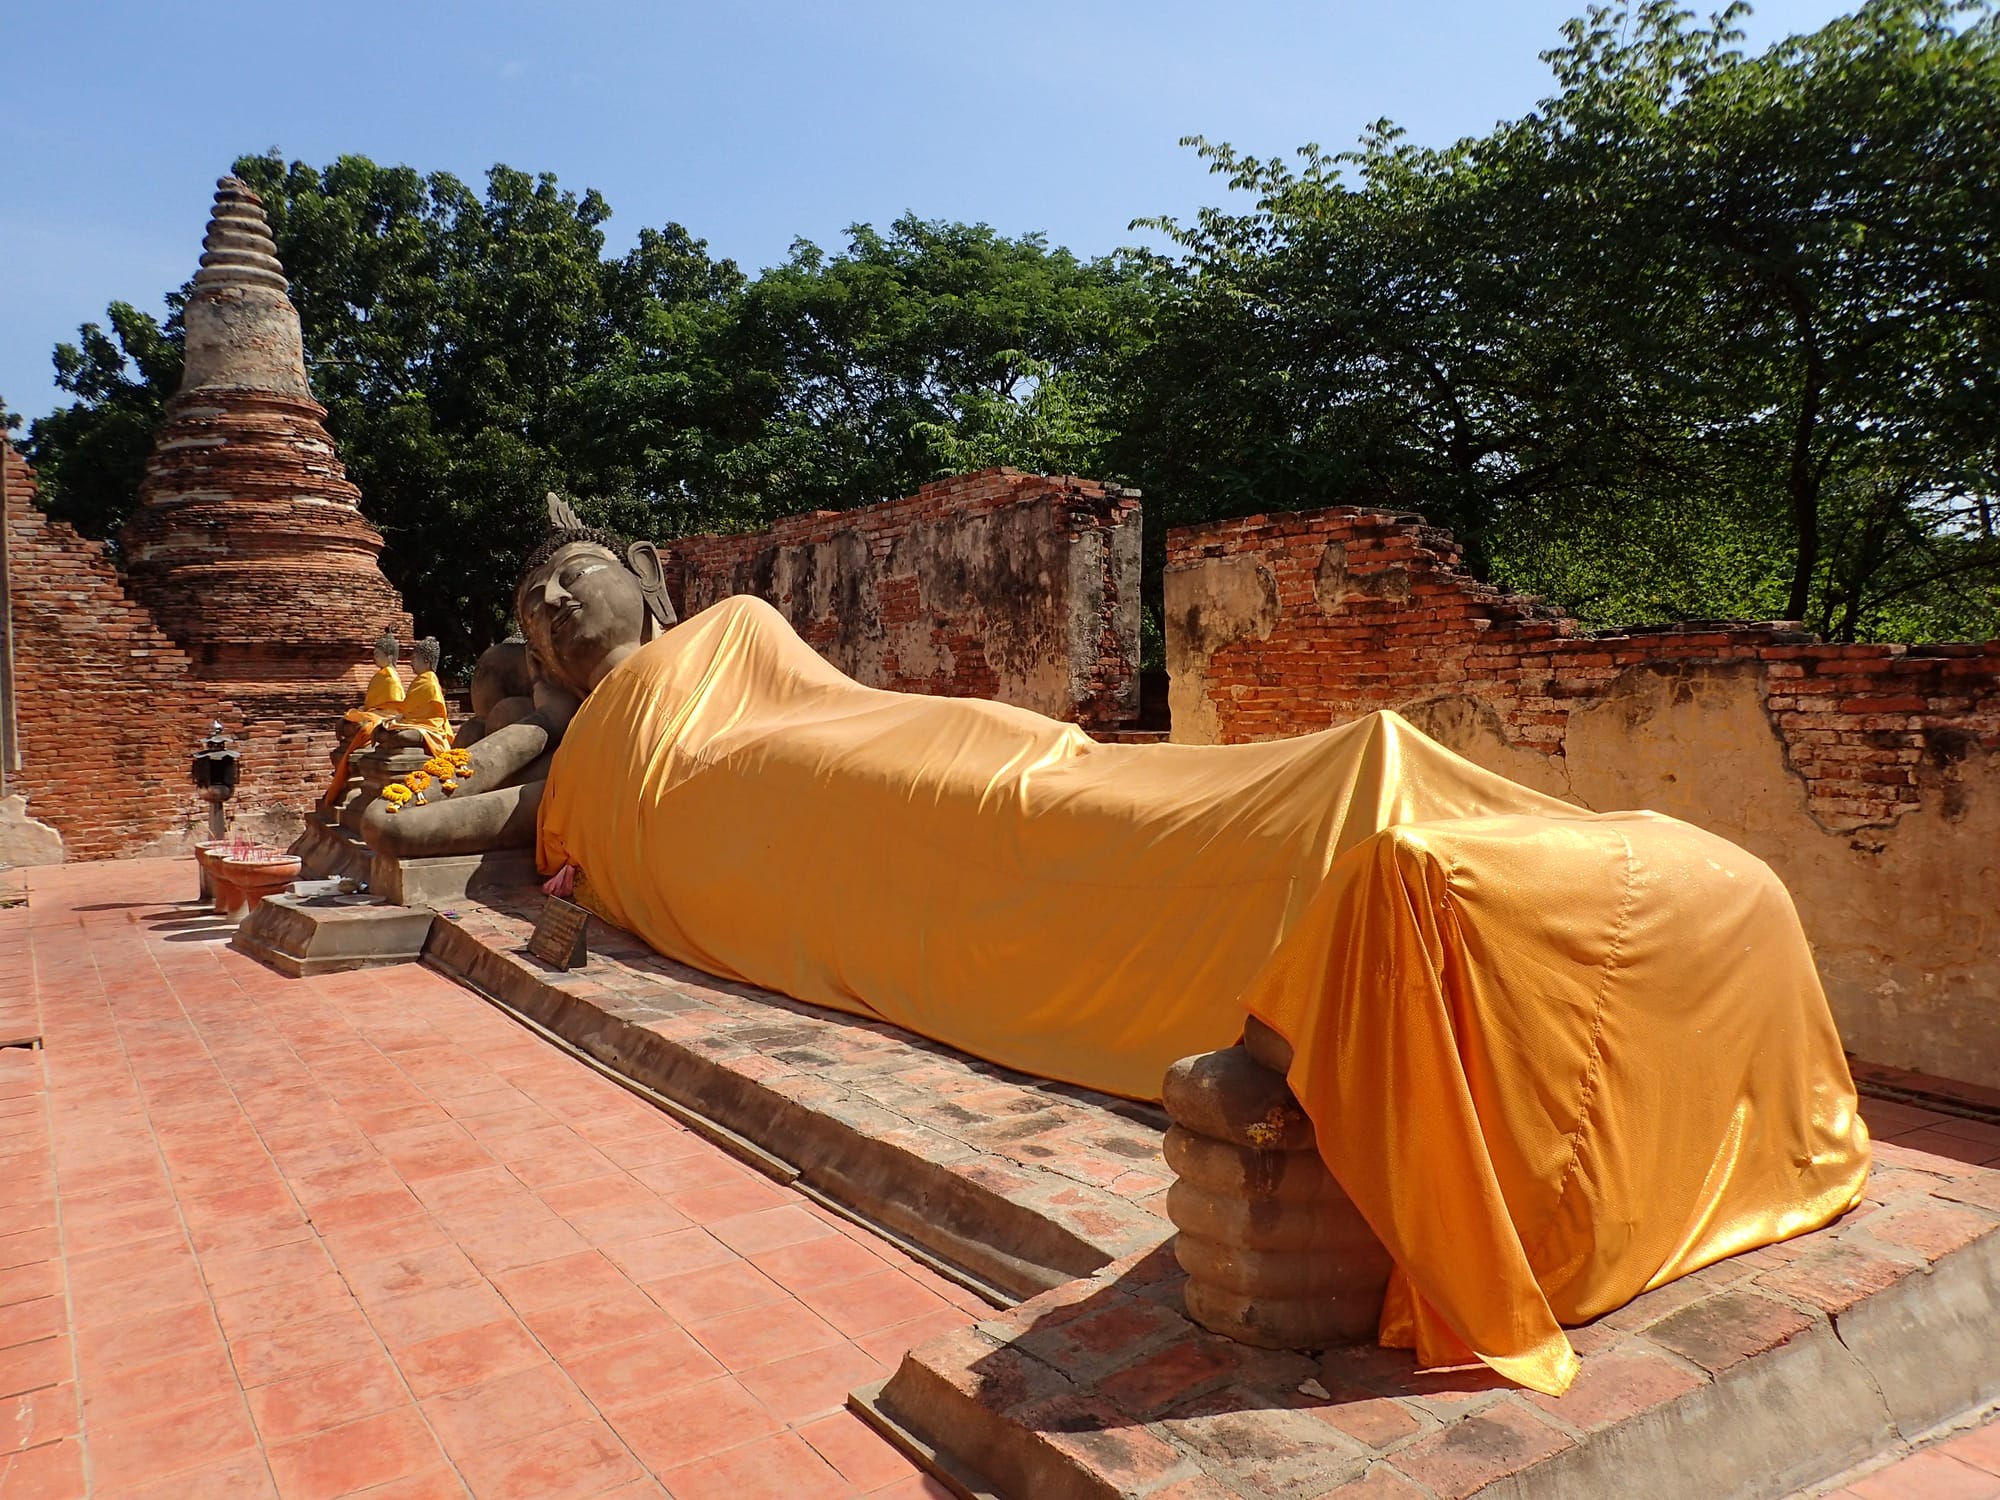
left=404, top=877, right=2000, bottom=1500
left=422, top=881, right=1174, bottom=1303
left=866, top=1134, right=2000, bottom=1499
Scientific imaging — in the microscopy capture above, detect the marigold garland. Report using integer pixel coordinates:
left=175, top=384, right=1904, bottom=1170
left=378, top=747, right=475, bottom=811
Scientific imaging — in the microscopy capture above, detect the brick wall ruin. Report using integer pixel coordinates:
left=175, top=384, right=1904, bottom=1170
left=2, top=445, right=210, bottom=861
left=670, top=468, right=1141, bottom=729
left=1, top=433, right=382, bottom=864
left=1166, top=506, right=2000, bottom=1087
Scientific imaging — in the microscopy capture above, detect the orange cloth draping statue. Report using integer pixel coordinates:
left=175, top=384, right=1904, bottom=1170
left=535, top=594, right=1870, bottom=1398
left=369, top=511, right=1869, bottom=1396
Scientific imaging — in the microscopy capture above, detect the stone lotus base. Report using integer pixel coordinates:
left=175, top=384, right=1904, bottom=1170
left=1161, top=1025, right=1392, bottom=1351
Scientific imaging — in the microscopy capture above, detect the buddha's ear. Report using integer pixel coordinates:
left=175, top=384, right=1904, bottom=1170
left=626, top=541, right=678, bottom=631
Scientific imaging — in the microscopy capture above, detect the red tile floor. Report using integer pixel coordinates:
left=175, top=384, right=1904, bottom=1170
left=1, top=859, right=970, bottom=1498
left=1791, top=1092, right=2000, bottom=1499
left=1, top=856, right=1995, bottom=1498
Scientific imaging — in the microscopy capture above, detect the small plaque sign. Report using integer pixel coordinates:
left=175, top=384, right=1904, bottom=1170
left=528, top=895, right=590, bottom=971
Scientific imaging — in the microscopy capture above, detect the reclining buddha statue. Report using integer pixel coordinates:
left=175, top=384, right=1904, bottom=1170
left=362, top=497, right=1869, bottom=1397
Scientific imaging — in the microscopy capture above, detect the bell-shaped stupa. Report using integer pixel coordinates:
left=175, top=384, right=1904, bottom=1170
left=122, top=177, right=413, bottom=807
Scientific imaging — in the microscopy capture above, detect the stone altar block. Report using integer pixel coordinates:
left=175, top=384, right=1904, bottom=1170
left=293, top=811, right=540, bottom=910
left=230, top=893, right=434, bottom=977
left=371, top=848, right=540, bottom=908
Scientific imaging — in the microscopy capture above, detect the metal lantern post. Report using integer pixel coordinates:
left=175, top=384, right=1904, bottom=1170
left=190, top=723, right=240, bottom=898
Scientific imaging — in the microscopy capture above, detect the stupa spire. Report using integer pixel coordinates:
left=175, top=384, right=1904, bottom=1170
left=121, top=173, right=412, bottom=811
left=176, top=177, right=313, bottom=401
left=196, top=177, right=289, bottom=292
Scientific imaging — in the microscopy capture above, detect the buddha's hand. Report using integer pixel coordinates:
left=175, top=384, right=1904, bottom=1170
left=542, top=864, right=578, bottom=900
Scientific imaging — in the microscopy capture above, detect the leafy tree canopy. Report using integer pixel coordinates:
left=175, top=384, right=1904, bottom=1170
left=26, top=159, right=1140, bottom=664
left=1120, top=0, right=2000, bottom=640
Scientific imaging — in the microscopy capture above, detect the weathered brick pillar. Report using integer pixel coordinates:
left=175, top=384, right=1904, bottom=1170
left=1161, top=1016, right=1392, bottom=1348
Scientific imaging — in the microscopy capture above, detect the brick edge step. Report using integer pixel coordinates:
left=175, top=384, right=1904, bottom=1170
left=421, top=914, right=1170, bottom=1303
left=869, top=1168, right=2000, bottom=1500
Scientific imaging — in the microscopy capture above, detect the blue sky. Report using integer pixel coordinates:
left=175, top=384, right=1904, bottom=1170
left=5, top=1, right=1857, bottom=428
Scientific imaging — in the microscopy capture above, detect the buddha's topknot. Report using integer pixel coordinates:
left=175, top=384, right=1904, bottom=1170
left=520, top=525, right=631, bottom=581
left=518, top=490, right=635, bottom=617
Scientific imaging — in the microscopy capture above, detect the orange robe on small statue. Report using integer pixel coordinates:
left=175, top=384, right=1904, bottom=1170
left=396, top=669, right=454, bottom=758
left=361, top=663, right=406, bottom=715
left=325, top=638, right=410, bottom=808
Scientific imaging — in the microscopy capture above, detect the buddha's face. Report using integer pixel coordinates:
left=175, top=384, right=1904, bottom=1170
left=518, top=541, right=648, bottom=698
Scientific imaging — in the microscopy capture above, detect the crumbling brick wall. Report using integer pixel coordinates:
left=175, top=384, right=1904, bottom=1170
left=199, top=659, right=380, bottom=830
left=669, top=469, right=1142, bottom=729
left=1166, top=506, right=2000, bottom=1087
left=2, top=445, right=210, bottom=860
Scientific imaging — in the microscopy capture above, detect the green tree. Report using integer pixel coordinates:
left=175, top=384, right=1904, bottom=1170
left=716, top=216, right=1149, bottom=515
left=1122, top=0, right=2000, bottom=640
left=26, top=166, right=1149, bottom=660
left=28, top=152, right=749, bottom=665
left=1518, top=0, right=2000, bottom=634
left=24, top=301, right=183, bottom=544
left=231, top=152, right=750, bottom=663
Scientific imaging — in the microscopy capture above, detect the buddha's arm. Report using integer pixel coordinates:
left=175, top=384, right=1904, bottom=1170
left=453, top=693, right=536, bottom=750
left=358, top=704, right=569, bottom=861
left=456, top=719, right=553, bottom=784
left=363, top=779, right=544, bottom=859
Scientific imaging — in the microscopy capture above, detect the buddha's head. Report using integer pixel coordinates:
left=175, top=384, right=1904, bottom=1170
left=372, top=630, right=400, bottom=671
left=515, top=497, right=675, bottom=700
left=412, top=637, right=441, bottom=676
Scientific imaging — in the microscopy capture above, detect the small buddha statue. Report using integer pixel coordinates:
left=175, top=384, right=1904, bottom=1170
left=394, top=637, right=453, bottom=757
left=362, top=630, right=407, bottom=714
left=325, top=629, right=410, bottom=807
